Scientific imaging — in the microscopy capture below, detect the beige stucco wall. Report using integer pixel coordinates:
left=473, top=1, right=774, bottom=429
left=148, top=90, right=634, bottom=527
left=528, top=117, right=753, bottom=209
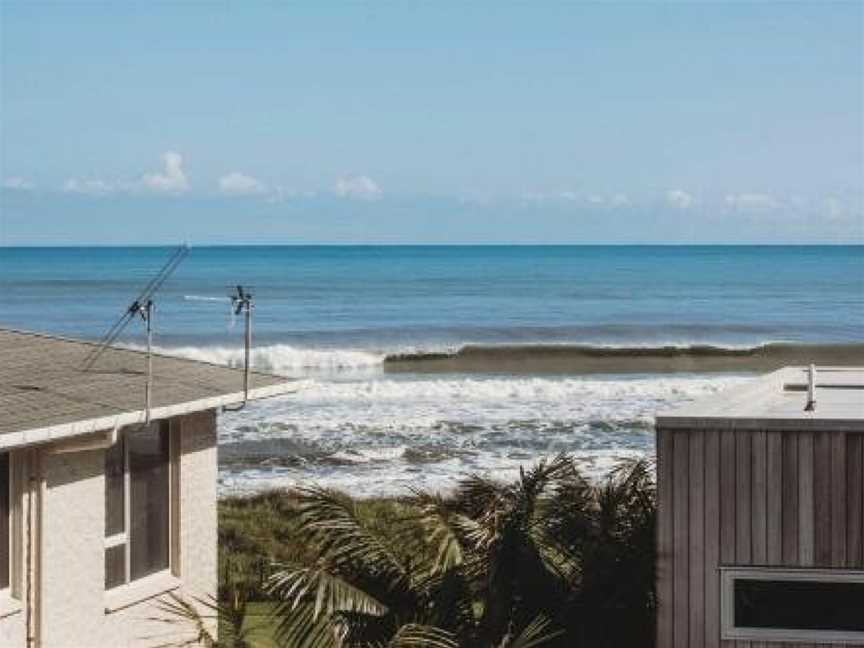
left=0, top=409, right=219, bottom=648
left=0, top=604, right=26, bottom=647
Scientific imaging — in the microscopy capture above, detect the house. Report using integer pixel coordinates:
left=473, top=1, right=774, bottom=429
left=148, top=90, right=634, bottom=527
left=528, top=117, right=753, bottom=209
left=0, top=328, right=295, bottom=648
left=655, top=366, right=864, bottom=647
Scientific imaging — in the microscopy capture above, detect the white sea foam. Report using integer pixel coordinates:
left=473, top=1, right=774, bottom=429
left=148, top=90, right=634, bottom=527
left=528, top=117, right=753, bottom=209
left=154, top=344, right=385, bottom=374
left=146, top=344, right=753, bottom=497
left=217, top=373, right=752, bottom=497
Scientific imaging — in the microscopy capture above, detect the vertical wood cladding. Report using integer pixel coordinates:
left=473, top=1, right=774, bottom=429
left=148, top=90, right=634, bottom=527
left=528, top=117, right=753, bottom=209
left=656, top=429, right=864, bottom=648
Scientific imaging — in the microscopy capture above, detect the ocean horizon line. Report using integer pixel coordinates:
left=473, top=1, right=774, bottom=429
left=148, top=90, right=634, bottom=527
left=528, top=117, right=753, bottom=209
left=2, top=242, right=863, bottom=249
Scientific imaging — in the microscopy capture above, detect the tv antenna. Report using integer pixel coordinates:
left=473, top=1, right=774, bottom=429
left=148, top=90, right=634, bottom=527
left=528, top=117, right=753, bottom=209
left=224, top=285, right=254, bottom=411
left=81, top=244, right=189, bottom=424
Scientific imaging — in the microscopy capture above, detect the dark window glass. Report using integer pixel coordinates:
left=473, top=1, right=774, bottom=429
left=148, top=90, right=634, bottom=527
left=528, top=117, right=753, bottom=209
left=105, top=439, right=125, bottom=537
left=104, top=544, right=126, bottom=589
left=735, top=579, right=864, bottom=632
left=0, top=453, right=8, bottom=590
left=129, top=422, right=170, bottom=581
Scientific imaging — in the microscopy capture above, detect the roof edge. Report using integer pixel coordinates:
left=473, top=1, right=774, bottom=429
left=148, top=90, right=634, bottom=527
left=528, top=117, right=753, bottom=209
left=0, top=381, right=306, bottom=451
left=0, top=326, right=285, bottom=382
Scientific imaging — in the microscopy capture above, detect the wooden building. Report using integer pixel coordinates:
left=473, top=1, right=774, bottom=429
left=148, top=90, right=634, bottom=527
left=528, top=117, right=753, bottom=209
left=656, top=366, right=864, bottom=647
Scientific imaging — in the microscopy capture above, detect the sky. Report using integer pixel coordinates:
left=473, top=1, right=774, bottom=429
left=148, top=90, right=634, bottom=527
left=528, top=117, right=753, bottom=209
left=0, top=1, right=862, bottom=245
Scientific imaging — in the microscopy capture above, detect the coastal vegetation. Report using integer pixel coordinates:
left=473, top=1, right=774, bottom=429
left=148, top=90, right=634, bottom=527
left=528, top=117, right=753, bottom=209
left=206, top=455, right=656, bottom=647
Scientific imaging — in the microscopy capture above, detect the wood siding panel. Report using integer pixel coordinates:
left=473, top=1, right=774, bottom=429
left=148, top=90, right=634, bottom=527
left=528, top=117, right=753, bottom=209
left=750, top=431, right=768, bottom=648
left=813, top=432, right=832, bottom=567
left=720, top=430, right=737, bottom=648
left=673, top=432, right=690, bottom=648
left=657, top=430, right=675, bottom=648
left=766, top=432, right=783, bottom=566
left=704, top=430, right=721, bottom=648
left=831, top=433, right=847, bottom=567
left=735, top=431, right=752, bottom=648
left=796, top=432, right=815, bottom=648
left=689, top=433, right=705, bottom=648
left=736, top=431, right=752, bottom=565
left=798, top=432, right=815, bottom=567
left=721, top=431, right=737, bottom=565
left=850, top=434, right=864, bottom=568
left=751, top=431, right=767, bottom=565
left=782, top=435, right=799, bottom=565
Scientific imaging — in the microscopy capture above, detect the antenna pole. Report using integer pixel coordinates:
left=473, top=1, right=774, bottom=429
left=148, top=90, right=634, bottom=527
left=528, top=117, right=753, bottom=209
left=144, top=300, right=153, bottom=424
left=243, top=295, right=252, bottom=400
left=225, top=285, right=254, bottom=412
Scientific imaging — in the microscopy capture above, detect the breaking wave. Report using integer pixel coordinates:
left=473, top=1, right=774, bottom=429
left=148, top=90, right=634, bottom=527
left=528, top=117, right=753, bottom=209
left=154, top=341, right=864, bottom=376
left=152, top=344, right=384, bottom=374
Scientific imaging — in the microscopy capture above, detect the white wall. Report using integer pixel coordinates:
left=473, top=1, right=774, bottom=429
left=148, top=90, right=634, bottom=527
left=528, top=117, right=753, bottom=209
left=0, top=410, right=219, bottom=648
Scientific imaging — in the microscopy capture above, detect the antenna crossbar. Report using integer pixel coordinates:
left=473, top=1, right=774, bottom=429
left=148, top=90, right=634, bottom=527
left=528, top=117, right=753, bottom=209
left=82, top=244, right=188, bottom=371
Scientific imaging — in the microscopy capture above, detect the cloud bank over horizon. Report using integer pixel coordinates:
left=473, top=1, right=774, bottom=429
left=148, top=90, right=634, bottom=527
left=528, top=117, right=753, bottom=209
left=2, top=161, right=861, bottom=245
left=1, top=2, right=861, bottom=244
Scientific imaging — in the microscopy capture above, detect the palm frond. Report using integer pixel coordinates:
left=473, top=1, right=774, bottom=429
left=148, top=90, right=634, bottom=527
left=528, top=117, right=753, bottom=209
left=270, top=601, right=341, bottom=648
left=144, top=592, right=232, bottom=648
left=383, top=623, right=459, bottom=648
left=269, top=563, right=388, bottom=621
left=452, top=474, right=509, bottom=519
left=403, top=490, right=468, bottom=574
left=517, top=453, right=578, bottom=505
left=499, top=615, right=563, bottom=648
left=296, top=487, right=410, bottom=591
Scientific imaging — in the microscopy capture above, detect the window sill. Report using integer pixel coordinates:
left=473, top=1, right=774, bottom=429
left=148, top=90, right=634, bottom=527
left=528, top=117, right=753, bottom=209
left=0, top=592, right=22, bottom=619
left=104, top=571, right=181, bottom=614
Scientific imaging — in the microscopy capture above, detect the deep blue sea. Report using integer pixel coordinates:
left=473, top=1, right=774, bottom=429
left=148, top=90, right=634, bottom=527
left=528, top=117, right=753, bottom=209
left=2, top=245, right=862, bottom=495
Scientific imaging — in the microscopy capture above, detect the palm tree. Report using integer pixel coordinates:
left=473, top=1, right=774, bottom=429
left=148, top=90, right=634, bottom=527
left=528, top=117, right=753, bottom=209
left=267, top=454, right=654, bottom=647
left=148, top=589, right=254, bottom=648
left=162, top=454, right=655, bottom=647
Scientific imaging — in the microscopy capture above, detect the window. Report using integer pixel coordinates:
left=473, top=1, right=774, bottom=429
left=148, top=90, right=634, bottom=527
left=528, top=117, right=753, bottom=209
left=105, top=421, right=172, bottom=589
left=722, top=567, right=864, bottom=644
left=0, top=453, right=8, bottom=592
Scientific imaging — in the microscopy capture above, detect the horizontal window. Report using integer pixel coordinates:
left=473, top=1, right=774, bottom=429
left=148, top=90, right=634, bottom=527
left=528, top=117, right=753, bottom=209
left=722, top=568, right=864, bottom=644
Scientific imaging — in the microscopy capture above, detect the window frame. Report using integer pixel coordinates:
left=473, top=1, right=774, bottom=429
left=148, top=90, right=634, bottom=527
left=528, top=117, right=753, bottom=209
left=721, top=566, right=864, bottom=644
left=104, top=420, right=176, bottom=591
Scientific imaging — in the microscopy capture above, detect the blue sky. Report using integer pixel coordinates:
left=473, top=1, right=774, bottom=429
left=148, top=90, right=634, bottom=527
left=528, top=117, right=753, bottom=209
left=1, top=1, right=861, bottom=244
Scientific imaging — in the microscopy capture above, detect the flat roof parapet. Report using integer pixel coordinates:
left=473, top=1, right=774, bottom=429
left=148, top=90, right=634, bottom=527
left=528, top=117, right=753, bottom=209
left=656, top=366, right=864, bottom=433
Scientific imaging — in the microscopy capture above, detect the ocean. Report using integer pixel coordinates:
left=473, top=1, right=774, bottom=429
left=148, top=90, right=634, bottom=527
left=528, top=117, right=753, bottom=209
left=2, top=245, right=862, bottom=496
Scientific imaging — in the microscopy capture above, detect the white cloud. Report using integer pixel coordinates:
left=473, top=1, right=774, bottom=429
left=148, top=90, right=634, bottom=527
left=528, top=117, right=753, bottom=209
left=725, top=193, right=781, bottom=210
left=268, top=186, right=317, bottom=203
left=610, top=193, right=630, bottom=207
left=666, top=189, right=695, bottom=209
left=63, top=178, right=114, bottom=196
left=583, top=192, right=630, bottom=207
left=140, top=151, right=189, bottom=194
left=219, top=172, right=267, bottom=196
left=520, top=191, right=548, bottom=205
left=2, top=177, right=36, bottom=191
left=335, top=175, right=382, bottom=201
left=824, top=196, right=848, bottom=221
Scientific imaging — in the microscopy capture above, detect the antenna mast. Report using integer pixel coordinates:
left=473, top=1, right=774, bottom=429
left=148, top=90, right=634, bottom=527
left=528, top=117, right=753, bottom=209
left=225, top=285, right=254, bottom=411
left=81, top=244, right=189, bottom=424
